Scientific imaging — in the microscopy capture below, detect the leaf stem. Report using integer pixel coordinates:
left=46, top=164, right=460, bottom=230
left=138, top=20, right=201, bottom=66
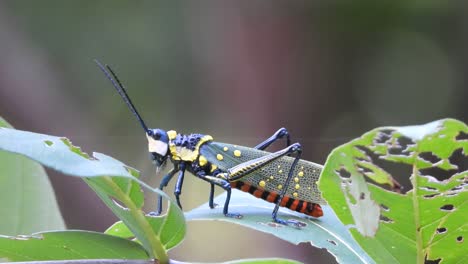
left=102, top=176, right=169, bottom=264
left=411, top=165, right=423, bottom=264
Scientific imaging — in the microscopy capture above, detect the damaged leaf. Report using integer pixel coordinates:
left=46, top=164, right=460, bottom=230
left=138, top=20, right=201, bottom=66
left=319, top=119, right=468, bottom=263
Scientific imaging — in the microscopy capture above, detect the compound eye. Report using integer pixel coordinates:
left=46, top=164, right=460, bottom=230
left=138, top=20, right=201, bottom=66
left=153, top=131, right=162, bottom=140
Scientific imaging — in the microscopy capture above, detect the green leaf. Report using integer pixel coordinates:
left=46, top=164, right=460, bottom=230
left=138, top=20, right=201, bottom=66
left=186, top=189, right=375, bottom=264
left=105, top=221, right=135, bottom=239
left=319, top=119, right=468, bottom=263
left=0, top=230, right=148, bottom=261
left=0, top=117, right=65, bottom=235
left=0, top=127, right=186, bottom=263
left=104, top=199, right=185, bottom=251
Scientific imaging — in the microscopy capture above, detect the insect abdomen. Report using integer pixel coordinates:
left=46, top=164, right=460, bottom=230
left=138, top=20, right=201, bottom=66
left=231, top=181, right=323, bottom=218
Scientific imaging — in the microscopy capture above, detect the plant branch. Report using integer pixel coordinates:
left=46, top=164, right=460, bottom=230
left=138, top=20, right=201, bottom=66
left=102, top=176, right=168, bottom=264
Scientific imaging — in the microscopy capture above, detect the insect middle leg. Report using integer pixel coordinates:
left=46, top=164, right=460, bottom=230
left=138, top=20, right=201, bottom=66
left=198, top=174, right=217, bottom=209
left=197, top=174, right=241, bottom=218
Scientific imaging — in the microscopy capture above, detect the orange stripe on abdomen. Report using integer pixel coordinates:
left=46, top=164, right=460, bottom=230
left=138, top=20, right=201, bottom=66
left=231, top=181, right=323, bottom=218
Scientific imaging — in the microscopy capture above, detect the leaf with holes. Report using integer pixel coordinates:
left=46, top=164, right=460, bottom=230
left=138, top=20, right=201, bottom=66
left=0, top=127, right=185, bottom=263
left=319, top=118, right=468, bottom=263
left=0, top=118, right=65, bottom=235
left=186, top=189, right=375, bottom=264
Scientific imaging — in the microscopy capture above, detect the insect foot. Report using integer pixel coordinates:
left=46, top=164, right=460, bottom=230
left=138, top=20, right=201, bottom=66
left=147, top=211, right=161, bottom=217
left=286, top=219, right=307, bottom=229
left=274, top=218, right=305, bottom=229
left=225, top=212, right=243, bottom=219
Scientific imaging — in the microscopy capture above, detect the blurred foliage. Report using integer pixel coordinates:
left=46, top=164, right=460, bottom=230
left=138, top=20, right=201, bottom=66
left=0, top=118, right=65, bottom=235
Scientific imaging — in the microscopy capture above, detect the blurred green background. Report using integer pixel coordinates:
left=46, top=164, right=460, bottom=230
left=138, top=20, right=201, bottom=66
left=0, top=1, right=466, bottom=263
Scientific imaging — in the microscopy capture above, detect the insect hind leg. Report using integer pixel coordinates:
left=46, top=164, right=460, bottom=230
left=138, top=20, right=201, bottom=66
left=271, top=143, right=304, bottom=228
left=254, top=127, right=291, bottom=150
left=221, top=142, right=306, bottom=227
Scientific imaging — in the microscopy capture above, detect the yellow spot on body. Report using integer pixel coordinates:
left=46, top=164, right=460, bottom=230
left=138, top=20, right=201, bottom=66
left=277, top=165, right=281, bottom=169
left=298, top=171, right=304, bottom=177
left=199, top=155, right=207, bottom=166
left=278, top=170, right=283, bottom=174
left=308, top=187, right=311, bottom=190
left=223, top=146, right=229, bottom=151
left=234, top=150, right=242, bottom=157
left=216, top=154, right=224, bottom=161
left=301, top=166, right=304, bottom=170
left=277, top=184, right=283, bottom=190
left=270, top=176, right=274, bottom=180
left=210, top=164, right=218, bottom=172
left=294, top=177, right=299, bottom=183
left=295, top=184, right=300, bottom=190
left=293, top=192, right=298, bottom=197
left=259, top=180, right=266, bottom=187
left=167, top=130, right=177, bottom=140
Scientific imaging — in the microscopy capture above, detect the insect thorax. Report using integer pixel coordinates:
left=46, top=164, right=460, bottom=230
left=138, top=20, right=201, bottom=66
left=168, top=130, right=213, bottom=162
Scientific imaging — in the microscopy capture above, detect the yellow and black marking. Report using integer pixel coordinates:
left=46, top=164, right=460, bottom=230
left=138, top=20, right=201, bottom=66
left=199, top=155, right=208, bottom=166
left=169, top=132, right=213, bottom=162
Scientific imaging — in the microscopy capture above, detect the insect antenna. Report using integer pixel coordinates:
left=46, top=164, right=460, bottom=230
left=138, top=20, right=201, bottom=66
left=94, top=59, right=149, bottom=133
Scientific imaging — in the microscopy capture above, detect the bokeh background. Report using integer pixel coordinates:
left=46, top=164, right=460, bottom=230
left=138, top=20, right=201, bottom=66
left=0, top=1, right=467, bottom=263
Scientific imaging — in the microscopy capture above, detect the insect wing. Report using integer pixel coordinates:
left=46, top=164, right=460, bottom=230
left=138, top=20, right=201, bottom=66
left=200, top=142, right=326, bottom=204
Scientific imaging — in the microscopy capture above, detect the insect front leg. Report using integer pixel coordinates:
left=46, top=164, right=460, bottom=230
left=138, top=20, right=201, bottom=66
left=255, top=127, right=291, bottom=150
left=152, top=167, right=177, bottom=216
left=173, top=162, right=187, bottom=209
